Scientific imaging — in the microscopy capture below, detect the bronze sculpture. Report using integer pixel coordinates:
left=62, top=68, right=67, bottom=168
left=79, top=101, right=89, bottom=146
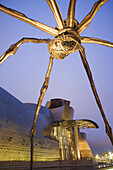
left=0, top=0, right=113, bottom=154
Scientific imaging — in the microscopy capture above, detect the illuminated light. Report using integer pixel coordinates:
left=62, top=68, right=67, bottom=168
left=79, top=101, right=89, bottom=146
left=95, top=154, right=99, bottom=159
left=109, top=152, right=112, bottom=159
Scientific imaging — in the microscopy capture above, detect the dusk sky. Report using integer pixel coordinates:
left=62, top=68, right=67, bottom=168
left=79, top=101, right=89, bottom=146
left=0, top=0, right=113, bottom=153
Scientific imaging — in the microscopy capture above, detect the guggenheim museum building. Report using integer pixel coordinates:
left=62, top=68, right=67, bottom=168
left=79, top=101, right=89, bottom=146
left=0, top=87, right=98, bottom=161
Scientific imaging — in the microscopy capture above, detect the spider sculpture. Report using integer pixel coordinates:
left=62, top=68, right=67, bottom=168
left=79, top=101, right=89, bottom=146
left=0, top=0, right=113, bottom=150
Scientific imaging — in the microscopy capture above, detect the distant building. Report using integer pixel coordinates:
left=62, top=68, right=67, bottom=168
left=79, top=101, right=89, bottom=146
left=0, top=87, right=98, bottom=161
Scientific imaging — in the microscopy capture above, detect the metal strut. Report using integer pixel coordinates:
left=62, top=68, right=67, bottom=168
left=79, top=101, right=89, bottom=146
left=0, top=38, right=51, bottom=64
left=30, top=56, right=54, bottom=170
left=79, top=46, right=113, bottom=145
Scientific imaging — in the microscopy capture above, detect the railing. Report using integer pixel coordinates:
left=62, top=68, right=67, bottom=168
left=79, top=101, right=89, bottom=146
left=95, top=161, right=113, bottom=169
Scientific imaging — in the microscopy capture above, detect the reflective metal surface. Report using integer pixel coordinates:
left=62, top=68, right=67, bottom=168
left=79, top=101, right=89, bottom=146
left=50, top=118, right=98, bottom=160
left=48, top=29, right=81, bottom=59
left=0, top=38, right=51, bottom=64
left=46, top=0, right=64, bottom=30
left=67, top=0, right=77, bottom=27
left=75, top=0, right=109, bottom=34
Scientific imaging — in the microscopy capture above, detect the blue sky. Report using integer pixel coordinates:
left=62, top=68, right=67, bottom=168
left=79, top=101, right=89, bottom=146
left=0, top=0, right=113, bottom=153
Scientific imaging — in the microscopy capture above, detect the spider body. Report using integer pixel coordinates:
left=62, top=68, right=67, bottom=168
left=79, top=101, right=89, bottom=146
left=48, top=29, right=81, bottom=59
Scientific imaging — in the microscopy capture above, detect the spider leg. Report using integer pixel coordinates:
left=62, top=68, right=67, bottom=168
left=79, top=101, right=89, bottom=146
left=46, top=0, right=64, bottom=30
left=67, top=0, right=77, bottom=28
left=0, top=4, right=58, bottom=36
left=76, top=0, right=109, bottom=34
left=79, top=45, right=113, bottom=145
left=81, top=36, right=113, bottom=48
left=30, top=56, right=53, bottom=169
left=0, top=38, right=51, bottom=64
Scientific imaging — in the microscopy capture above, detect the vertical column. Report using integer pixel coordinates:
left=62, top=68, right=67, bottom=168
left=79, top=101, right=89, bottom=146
left=58, top=126, right=65, bottom=160
left=66, top=130, right=73, bottom=160
left=74, top=123, right=81, bottom=160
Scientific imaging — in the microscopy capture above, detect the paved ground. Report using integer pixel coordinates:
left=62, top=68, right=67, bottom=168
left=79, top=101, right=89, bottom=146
left=0, top=161, right=113, bottom=170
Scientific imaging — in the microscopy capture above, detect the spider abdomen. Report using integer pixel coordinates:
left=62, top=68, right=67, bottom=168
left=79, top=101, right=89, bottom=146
left=48, top=29, right=81, bottom=60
